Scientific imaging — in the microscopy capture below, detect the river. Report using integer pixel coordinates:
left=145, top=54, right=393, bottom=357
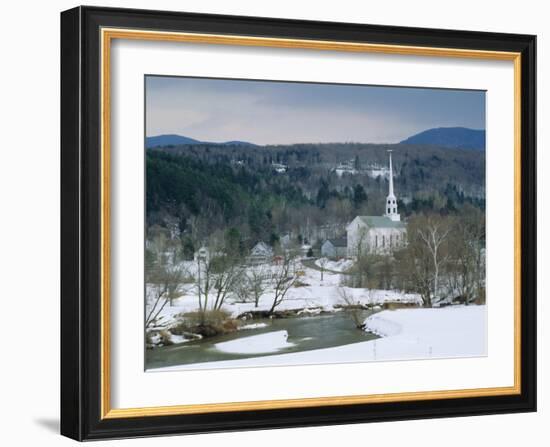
left=146, top=309, right=380, bottom=370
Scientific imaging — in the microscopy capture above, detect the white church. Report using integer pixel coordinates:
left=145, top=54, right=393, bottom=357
left=347, top=150, right=407, bottom=256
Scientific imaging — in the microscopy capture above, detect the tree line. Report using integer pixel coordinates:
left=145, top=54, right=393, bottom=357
left=344, top=204, right=485, bottom=307
left=147, top=144, right=485, bottom=254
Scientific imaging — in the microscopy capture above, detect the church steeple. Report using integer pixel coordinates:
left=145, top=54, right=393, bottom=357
left=385, top=150, right=400, bottom=222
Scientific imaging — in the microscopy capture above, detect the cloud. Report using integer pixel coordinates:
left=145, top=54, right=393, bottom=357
left=145, top=76, right=485, bottom=144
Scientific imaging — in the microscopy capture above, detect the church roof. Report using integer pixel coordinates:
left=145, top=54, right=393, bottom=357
left=356, top=216, right=406, bottom=229
left=325, top=237, right=347, bottom=247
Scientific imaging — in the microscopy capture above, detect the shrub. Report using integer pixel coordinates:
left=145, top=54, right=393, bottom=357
left=176, top=309, right=238, bottom=338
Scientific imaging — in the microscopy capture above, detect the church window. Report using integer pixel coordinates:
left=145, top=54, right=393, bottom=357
left=387, top=207, right=390, bottom=213
left=390, top=235, right=393, bottom=247
left=382, top=236, right=385, bottom=248
left=375, top=235, right=378, bottom=247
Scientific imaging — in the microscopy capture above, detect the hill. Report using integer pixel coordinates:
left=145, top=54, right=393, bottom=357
left=399, top=127, right=485, bottom=151
left=146, top=134, right=256, bottom=149
left=146, top=140, right=485, bottom=248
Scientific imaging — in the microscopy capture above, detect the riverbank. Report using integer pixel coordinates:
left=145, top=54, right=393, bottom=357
left=146, top=258, right=421, bottom=344
left=149, top=305, right=486, bottom=371
left=146, top=310, right=378, bottom=369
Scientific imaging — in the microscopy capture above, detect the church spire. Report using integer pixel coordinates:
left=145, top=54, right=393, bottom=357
left=388, top=150, right=394, bottom=197
left=385, top=150, right=400, bottom=222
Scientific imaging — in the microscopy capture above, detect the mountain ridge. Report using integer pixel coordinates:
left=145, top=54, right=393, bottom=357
left=146, top=134, right=257, bottom=148
left=147, top=127, right=486, bottom=151
left=399, top=127, right=485, bottom=151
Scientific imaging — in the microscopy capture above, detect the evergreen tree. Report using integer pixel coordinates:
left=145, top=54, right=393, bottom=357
left=316, top=181, right=330, bottom=208
left=353, top=184, right=367, bottom=209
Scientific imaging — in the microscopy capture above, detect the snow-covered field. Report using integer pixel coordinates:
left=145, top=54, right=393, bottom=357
left=151, top=305, right=486, bottom=371
left=363, top=306, right=487, bottom=359
left=147, top=258, right=421, bottom=330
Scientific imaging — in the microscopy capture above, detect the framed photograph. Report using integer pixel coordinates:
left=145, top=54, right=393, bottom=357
left=60, top=6, right=536, bottom=441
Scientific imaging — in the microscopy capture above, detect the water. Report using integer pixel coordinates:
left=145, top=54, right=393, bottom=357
left=145, top=310, right=379, bottom=370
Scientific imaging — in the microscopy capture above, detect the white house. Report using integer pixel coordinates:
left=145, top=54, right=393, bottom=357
left=321, top=237, right=348, bottom=258
left=347, top=150, right=407, bottom=256
left=248, top=241, right=274, bottom=264
left=271, top=162, right=288, bottom=173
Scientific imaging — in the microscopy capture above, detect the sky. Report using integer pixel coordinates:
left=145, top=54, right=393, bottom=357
left=145, top=76, right=485, bottom=145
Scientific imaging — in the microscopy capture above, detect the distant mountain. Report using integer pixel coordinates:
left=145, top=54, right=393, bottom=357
left=146, top=134, right=202, bottom=148
left=221, top=140, right=257, bottom=147
left=146, top=134, right=257, bottom=149
left=400, top=127, right=486, bottom=151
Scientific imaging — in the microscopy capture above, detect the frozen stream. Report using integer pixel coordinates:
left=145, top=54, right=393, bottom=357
left=146, top=310, right=379, bottom=370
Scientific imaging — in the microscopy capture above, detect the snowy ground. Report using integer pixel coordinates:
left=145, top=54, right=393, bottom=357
left=147, top=258, right=421, bottom=331
left=151, top=305, right=486, bottom=371
left=214, top=330, right=294, bottom=354
left=363, top=306, right=487, bottom=359
left=314, top=257, right=354, bottom=272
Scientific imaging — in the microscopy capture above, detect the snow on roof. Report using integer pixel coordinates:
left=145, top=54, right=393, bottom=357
left=251, top=241, right=273, bottom=254
left=356, top=216, right=406, bottom=229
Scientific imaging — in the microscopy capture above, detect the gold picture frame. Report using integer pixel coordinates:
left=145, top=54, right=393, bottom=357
left=61, top=6, right=536, bottom=440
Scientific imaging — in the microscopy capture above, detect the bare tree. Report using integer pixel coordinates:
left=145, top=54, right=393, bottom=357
left=395, top=241, right=433, bottom=307
left=196, top=253, right=213, bottom=315
left=233, top=266, right=269, bottom=307
left=337, top=288, right=365, bottom=329
left=395, top=214, right=451, bottom=307
left=351, top=227, right=370, bottom=288
left=269, top=255, right=298, bottom=314
left=318, top=257, right=329, bottom=281
left=193, top=234, right=245, bottom=328
left=195, top=232, right=224, bottom=314
left=247, top=265, right=269, bottom=307
left=447, top=206, right=485, bottom=304
left=416, top=216, right=451, bottom=302
left=145, top=227, right=185, bottom=328
left=212, top=255, right=242, bottom=310
left=145, top=262, right=184, bottom=329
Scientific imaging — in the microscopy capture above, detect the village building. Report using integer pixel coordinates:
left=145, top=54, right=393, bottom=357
left=333, top=159, right=358, bottom=177
left=248, top=241, right=274, bottom=264
left=321, top=237, right=348, bottom=258
left=347, top=151, right=407, bottom=256
left=271, top=162, right=288, bottom=173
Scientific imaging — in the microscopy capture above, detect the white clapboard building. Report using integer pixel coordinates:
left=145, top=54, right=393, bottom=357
left=347, top=151, right=406, bottom=256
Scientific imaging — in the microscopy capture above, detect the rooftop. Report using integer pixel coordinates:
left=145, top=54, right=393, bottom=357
left=355, top=216, right=406, bottom=229
left=326, top=237, right=348, bottom=247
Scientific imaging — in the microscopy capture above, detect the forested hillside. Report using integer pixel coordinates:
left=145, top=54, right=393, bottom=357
left=146, top=141, right=485, bottom=254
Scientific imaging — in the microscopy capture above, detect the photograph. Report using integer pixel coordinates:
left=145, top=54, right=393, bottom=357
left=57, top=5, right=537, bottom=440
left=144, top=76, right=487, bottom=371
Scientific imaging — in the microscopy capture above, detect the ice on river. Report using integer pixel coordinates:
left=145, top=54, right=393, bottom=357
left=214, top=330, right=295, bottom=354
left=238, top=322, right=269, bottom=331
